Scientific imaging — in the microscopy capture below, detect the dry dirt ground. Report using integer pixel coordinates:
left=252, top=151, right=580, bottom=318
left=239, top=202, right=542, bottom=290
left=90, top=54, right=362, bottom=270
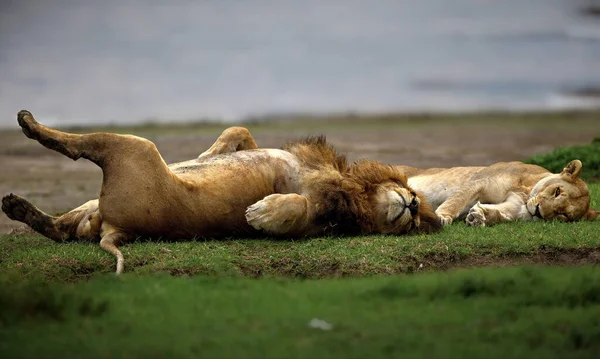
left=1, top=111, right=598, bottom=234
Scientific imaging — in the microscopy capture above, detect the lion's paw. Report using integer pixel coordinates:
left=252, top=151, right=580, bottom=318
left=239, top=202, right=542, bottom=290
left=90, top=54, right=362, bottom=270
left=245, top=194, right=306, bottom=235
left=466, top=204, right=486, bottom=227
left=2, top=193, right=63, bottom=240
left=2, top=193, right=52, bottom=231
left=17, top=110, right=39, bottom=140
left=2, top=193, right=32, bottom=222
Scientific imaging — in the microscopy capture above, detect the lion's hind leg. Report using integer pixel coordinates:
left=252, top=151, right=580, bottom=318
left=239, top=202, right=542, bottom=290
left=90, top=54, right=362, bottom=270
left=17, top=110, right=90, bottom=161
left=16, top=110, right=164, bottom=168
left=2, top=194, right=102, bottom=242
left=2, top=193, right=67, bottom=241
left=198, top=127, right=258, bottom=159
left=16, top=110, right=182, bottom=230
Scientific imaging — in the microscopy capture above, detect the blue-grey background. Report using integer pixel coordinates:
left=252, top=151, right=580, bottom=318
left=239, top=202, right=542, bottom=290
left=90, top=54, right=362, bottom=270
left=1, top=0, right=599, bottom=127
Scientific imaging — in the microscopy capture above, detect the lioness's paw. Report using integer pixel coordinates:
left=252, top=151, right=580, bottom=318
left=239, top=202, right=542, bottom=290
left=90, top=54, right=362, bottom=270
left=466, top=204, right=486, bottom=227
left=245, top=194, right=307, bottom=235
left=438, top=215, right=453, bottom=226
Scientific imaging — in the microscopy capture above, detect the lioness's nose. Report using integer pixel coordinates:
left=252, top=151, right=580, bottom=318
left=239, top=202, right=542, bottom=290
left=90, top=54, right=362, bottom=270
left=408, top=198, right=419, bottom=216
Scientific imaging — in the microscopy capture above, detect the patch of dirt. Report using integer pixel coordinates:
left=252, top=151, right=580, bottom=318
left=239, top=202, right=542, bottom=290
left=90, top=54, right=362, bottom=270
left=230, top=248, right=600, bottom=279
left=166, top=265, right=217, bottom=277
left=422, top=248, right=600, bottom=272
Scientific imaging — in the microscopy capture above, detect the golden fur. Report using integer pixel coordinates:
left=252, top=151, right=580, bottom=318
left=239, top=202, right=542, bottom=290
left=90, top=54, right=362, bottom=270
left=2, top=111, right=440, bottom=274
left=397, top=160, right=599, bottom=226
left=184, top=126, right=599, bottom=227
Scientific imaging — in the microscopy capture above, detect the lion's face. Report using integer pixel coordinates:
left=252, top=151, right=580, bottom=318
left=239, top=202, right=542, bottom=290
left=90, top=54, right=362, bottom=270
left=526, top=160, right=594, bottom=222
left=371, top=181, right=440, bottom=234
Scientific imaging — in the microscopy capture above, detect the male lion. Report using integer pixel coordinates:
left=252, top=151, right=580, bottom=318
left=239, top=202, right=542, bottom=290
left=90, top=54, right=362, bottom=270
left=157, top=126, right=600, bottom=227
left=2, top=111, right=440, bottom=274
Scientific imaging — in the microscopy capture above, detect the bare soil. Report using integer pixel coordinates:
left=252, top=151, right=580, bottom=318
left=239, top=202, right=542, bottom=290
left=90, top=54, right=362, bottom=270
left=1, top=111, right=598, bottom=236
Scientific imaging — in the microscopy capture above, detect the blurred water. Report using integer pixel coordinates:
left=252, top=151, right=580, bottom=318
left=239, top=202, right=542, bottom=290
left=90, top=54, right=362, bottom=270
left=0, top=0, right=599, bottom=127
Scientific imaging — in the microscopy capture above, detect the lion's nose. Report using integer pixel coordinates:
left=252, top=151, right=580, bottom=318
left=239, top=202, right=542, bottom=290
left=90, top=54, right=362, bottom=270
left=408, top=197, right=419, bottom=216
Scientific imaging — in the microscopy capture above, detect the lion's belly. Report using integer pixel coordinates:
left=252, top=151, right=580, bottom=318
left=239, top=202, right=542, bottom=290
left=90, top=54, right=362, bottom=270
left=101, top=149, right=303, bottom=239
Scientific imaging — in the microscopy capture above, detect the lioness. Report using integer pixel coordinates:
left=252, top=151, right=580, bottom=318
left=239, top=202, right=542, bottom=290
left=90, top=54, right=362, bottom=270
left=154, top=126, right=600, bottom=227
left=397, top=161, right=599, bottom=226
left=2, top=111, right=440, bottom=274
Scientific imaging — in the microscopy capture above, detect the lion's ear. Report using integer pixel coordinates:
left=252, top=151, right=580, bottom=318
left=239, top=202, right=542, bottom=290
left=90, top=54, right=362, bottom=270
left=561, top=160, right=583, bottom=179
left=583, top=208, right=600, bottom=221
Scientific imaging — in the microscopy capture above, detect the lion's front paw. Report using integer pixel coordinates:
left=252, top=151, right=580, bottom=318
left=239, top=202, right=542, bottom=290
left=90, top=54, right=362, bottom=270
left=245, top=194, right=308, bottom=235
left=466, top=203, right=486, bottom=227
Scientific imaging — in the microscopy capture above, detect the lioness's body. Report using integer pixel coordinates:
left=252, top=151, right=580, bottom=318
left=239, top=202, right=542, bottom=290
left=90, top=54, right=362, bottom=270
left=397, top=161, right=598, bottom=226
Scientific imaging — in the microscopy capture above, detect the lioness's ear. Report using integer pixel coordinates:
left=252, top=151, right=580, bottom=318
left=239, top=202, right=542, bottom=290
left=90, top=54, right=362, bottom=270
left=583, top=208, right=600, bottom=221
left=561, top=160, right=583, bottom=179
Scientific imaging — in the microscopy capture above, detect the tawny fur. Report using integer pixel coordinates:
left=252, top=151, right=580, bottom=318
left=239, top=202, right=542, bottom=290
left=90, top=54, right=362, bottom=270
left=397, top=160, right=599, bottom=226
left=195, top=127, right=598, bottom=228
left=2, top=112, right=440, bottom=274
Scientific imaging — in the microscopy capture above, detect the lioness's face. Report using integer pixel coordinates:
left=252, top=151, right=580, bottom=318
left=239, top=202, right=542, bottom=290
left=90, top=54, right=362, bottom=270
left=526, top=160, right=592, bottom=222
left=371, top=181, right=440, bottom=234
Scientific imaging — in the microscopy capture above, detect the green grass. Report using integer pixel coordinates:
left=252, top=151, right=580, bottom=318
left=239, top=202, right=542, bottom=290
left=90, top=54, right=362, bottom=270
left=1, top=185, right=598, bottom=283
left=2, top=218, right=600, bottom=283
left=1, top=194, right=598, bottom=359
left=526, top=138, right=600, bottom=182
left=1, top=266, right=599, bottom=358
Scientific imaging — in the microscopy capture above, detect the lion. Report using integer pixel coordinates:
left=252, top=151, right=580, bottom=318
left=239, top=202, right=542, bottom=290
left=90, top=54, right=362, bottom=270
left=152, top=125, right=600, bottom=227
left=397, top=161, right=599, bottom=226
left=2, top=110, right=440, bottom=274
